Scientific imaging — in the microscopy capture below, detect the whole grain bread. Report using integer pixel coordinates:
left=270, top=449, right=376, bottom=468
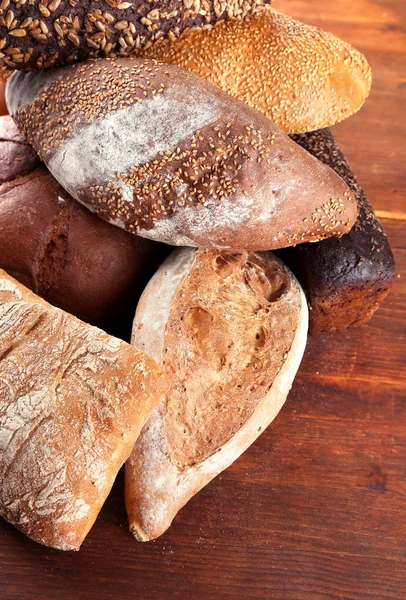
left=126, top=248, right=308, bottom=541
left=0, top=0, right=271, bottom=78
left=142, top=7, right=372, bottom=134
left=0, top=269, right=168, bottom=550
left=7, top=57, right=357, bottom=250
left=0, top=115, right=166, bottom=331
left=277, top=128, right=395, bottom=334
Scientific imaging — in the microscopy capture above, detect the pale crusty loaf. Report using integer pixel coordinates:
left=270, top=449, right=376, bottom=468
left=7, top=57, right=357, bottom=250
left=142, top=7, right=372, bottom=134
left=0, top=0, right=271, bottom=78
left=126, top=248, right=308, bottom=541
left=0, top=270, right=168, bottom=550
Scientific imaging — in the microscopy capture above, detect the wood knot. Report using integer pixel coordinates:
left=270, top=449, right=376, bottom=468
left=368, top=465, right=388, bottom=493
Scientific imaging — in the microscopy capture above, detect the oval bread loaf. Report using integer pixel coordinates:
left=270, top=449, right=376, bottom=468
left=7, top=57, right=357, bottom=250
left=126, top=248, right=308, bottom=541
left=142, top=7, right=372, bottom=134
left=0, top=116, right=166, bottom=331
left=0, top=0, right=271, bottom=79
left=0, top=269, right=168, bottom=550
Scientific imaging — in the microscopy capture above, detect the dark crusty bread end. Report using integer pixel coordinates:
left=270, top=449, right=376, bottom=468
left=277, top=128, right=395, bottom=335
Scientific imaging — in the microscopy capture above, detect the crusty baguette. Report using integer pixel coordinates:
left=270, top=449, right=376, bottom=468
left=0, top=269, right=168, bottom=550
left=7, top=57, right=357, bottom=250
left=142, top=7, right=372, bottom=134
left=278, top=128, right=395, bottom=334
left=126, top=248, right=308, bottom=541
left=0, top=116, right=166, bottom=330
left=0, top=0, right=271, bottom=78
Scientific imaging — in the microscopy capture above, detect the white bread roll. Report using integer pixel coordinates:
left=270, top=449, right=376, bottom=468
left=0, top=269, right=168, bottom=551
left=7, top=58, right=357, bottom=250
left=126, top=248, right=308, bottom=540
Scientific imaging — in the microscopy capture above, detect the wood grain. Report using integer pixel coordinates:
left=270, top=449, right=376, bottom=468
left=0, top=1, right=405, bottom=599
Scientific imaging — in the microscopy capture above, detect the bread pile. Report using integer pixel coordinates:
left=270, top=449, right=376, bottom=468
left=0, top=2, right=394, bottom=549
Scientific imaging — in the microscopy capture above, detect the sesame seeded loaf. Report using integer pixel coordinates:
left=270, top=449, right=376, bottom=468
left=0, top=0, right=271, bottom=79
left=142, top=7, right=372, bottom=134
left=277, top=128, right=395, bottom=335
left=0, top=115, right=166, bottom=331
left=0, top=269, right=168, bottom=550
left=126, top=248, right=308, bottom=541
left=7, top=57, right=357, bottom=250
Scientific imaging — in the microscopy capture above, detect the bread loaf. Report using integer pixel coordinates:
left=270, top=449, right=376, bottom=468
left=126, top=248, right=308, bottom=541
left=0, top=269, right=168, bottom=550
left=0, top=115, right=166, bottom=331
left=0, top=82, right=6, bottom=115
left=0, top=0, right=271, bottom=78
left=277, top=128, right=395, bottom=334
left=0, top=114, right=40, bottom=182
left=7, top=57, right=357, bottom=250
left=142, top=7, right=372, bottom=134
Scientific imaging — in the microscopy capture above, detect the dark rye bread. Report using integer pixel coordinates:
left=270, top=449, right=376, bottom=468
left=0, top=0, right=271, bottom=78
left=277, top=128, right=395, bottom=335
left=0, top=115, right=165, bottom=332
left=7, top=58, right=358, bottom=250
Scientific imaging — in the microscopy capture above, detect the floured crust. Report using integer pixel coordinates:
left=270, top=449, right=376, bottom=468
left=8, top=57, right=357, bottom=250
left=142, top=7, right=372, bottom=134
left=0, top=269, right=168, bottom=550
left=126, top=249, right=308, bottom=540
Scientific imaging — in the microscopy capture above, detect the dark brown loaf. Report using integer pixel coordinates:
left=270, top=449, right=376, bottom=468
left=7, top=58, right=358, bottom=250
left=0, top=116, right=165, bottom=331
left=126, top=248, right=308, bottom=541
left=0, top=269, right=168, bottom=550
left=277, top=128, right=395, bottom=334
left=0, top=0, right=271, bottom=78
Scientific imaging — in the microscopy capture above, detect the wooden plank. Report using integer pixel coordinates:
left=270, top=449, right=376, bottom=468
left=0, top=2, right=405, bottom=599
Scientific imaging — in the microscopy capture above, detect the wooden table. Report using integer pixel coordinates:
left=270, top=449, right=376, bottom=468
left=1, top=1, right=405, bottom=598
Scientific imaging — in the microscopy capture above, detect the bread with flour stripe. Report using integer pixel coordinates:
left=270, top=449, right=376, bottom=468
left=7, top=57, right=357, bottom=250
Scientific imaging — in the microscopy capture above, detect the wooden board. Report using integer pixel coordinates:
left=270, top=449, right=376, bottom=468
left=0, top=1, right=405, bottom=598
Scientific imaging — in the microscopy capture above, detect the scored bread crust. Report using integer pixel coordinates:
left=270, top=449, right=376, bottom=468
left=142, top=7, right=372, bottom=134
left=7, top=57, right=357, bottom=251
left=126, top=248, right=308, bottom=541
left=0, top=269, right=168, bottom=551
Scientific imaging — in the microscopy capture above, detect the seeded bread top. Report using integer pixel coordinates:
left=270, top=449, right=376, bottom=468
left=8, top=57, right=359, bottom=250
left=0, top=0, right=271, bottom=78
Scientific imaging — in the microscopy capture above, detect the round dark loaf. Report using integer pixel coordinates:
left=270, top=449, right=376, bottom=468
left=7, top=57, right=358, bottom=250
left=0, top=115, right=165, bottom=331
left=0, top=0, right=271, bottom=78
